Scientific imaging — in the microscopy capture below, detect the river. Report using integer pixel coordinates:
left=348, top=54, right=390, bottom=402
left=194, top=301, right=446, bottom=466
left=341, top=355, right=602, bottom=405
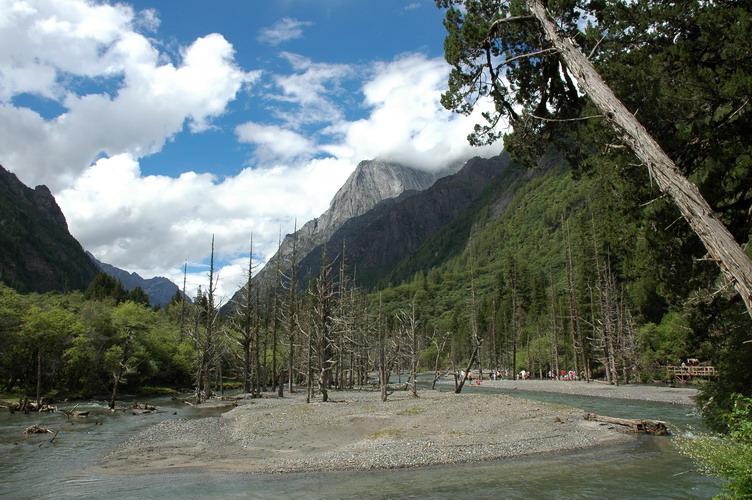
left=0, top=386, right=721, bottom=499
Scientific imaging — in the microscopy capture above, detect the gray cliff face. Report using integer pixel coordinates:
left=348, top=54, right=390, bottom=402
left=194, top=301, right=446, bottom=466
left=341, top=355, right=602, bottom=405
left=226, top=160, right=453, bottom=308
left=318, top=160, right=438, bottom=236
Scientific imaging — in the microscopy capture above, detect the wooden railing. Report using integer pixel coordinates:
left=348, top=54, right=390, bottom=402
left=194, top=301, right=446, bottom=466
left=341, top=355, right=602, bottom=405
left=666, top=365, right=717, bottom=378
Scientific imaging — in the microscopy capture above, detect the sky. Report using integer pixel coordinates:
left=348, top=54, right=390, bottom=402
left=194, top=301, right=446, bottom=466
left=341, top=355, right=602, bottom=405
left=0, top=0, right=502, bottom=303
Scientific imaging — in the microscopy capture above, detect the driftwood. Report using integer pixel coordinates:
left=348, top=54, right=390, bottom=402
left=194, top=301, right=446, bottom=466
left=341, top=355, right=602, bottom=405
left=584, top=413, right=670, bottom=435
left=5, top=400, right=56, bottom=413
left=132, top=402, right=157, bottom=411
left=23, top=424, right=53, bottom=434
left=63, top=404, right=89, bottom=417
left=386, top=383, right=409, bottom=391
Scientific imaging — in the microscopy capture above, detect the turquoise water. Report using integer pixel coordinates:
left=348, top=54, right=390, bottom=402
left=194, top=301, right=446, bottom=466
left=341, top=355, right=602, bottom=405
left=0, top=388, right=721, bottom=499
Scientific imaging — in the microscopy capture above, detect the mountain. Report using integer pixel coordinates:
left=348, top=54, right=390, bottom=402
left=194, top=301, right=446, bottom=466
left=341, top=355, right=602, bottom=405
left=298, top=152, right=517, bottom=289
left=226, top=159, right=453, bottom=308
left=0, top=165, right=98, bottom=293
left=87, top=253, right=185, bottom=308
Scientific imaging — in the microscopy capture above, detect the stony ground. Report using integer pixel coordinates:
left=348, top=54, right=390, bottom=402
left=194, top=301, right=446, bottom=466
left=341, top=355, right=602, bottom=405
left=474, top=379, right=698, bottom=406
left=97, top=387, right=640, bottom=474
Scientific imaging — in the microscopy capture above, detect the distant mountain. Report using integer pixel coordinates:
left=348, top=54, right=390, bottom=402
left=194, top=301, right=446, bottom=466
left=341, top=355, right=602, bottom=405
left=87, top=253, right=185, bottom=308
left=226, top=159, right=454, bottom=309
left=0, top=165, right=98, bottom=293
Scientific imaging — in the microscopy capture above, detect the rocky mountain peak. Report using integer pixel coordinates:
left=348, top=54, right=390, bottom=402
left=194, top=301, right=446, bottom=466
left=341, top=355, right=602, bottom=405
left=320, top=160, right=439, bottom=235
left=225, top=159, right=457, bottom=309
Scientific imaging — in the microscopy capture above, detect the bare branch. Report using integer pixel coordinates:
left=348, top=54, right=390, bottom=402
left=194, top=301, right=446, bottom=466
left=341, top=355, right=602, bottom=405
left=529, top=113, right=604, bottom=122
left=587, top=34, right=606, bottom=60
left=497, top=47, right=558, bottom=69
left=487, top=14, right=534, bottom=36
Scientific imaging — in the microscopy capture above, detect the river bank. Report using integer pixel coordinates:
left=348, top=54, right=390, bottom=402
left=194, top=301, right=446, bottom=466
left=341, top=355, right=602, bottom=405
left=96, top=388, right=644, bottom=475
left=466, top=379, right=698, bottom=406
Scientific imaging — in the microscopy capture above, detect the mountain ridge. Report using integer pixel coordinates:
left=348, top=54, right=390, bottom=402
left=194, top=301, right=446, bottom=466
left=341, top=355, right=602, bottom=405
left=86, top=252, right=185, bottom=308
left=0, top=165, right=98, bottom=293
left=298, top=152, right=513, bottom=289
left=226, top=159, right=454, bottom=308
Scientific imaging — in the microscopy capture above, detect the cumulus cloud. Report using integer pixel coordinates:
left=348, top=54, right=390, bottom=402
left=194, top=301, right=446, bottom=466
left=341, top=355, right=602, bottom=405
left=258, top=17, right=312, bottom=46
left=235, top=122, right=316, bottom=162
left=56, top=154, right=353, bottom=300
left=0, top=0, right=259, bottom=191
left=329, top=53, right=501, bottom=172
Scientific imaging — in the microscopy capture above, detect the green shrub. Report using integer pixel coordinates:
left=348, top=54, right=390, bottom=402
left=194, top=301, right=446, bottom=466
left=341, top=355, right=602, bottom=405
left=676, top=394, right=752, bottom=498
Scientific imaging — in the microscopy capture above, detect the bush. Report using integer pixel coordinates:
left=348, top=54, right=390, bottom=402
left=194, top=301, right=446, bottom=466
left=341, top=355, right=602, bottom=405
left=675, top=394, right=752, bottom=498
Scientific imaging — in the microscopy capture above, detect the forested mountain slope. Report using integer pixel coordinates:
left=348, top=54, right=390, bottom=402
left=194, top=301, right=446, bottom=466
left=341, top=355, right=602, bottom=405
left=0, top=165, right=98, bottom=293
left=87, top=252, right=184, bottom=308
left=298, top=152, right=513, bottom=289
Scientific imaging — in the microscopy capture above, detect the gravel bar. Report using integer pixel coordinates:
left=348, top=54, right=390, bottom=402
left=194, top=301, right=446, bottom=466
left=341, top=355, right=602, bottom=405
left=96, top=388, right=640, bottom=475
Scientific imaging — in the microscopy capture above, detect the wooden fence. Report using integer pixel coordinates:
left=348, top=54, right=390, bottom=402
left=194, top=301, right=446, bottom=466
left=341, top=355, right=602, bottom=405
left=666, top=365, right=717, bottom=379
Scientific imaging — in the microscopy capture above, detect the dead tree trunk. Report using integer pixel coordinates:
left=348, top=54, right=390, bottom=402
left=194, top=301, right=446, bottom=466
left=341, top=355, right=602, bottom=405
left=431, top=330, right=451, bottom=390
left=110, top=329, right=134, bottom=410
left=563, top=217, right=583, bottom=380
left=528, top=0, right=752, bottom=318
left=455, top=342, right=480, bottom=394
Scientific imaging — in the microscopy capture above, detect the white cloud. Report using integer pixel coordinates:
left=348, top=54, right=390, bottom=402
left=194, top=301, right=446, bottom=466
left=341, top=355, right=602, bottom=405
left=235, top=122, right=316, bottom=161
left=258, top=17, right=312, bottom=46
left=333, top=53, right=501, bottom=172
left=56, top=153, right=353, bottom=301
left=0, top=0, right=259, bottom=191
left=269, top=52, right=354, bottom=128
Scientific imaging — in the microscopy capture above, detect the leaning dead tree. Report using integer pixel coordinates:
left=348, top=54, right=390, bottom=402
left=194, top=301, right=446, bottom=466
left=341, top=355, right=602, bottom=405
left=438, top=0, right=752, bottom=318
left=526, top=0, right=752, bottom=317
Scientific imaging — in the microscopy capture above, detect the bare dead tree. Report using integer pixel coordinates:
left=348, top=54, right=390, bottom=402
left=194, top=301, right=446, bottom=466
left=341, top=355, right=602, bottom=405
left=376, top=294, right=401, bottom=402
left=227, top=235, right=256, bottom=394
left=548, top=274, right=560, bottom=378
left=312, top=247, right=336, bottom=402
left=563, top=216, right=586, bottom=381
left=430, top=329, right=451, bottom=390
left=397, top=297, right=420, bottom=397
left=192, top=236, right=222, bottom=403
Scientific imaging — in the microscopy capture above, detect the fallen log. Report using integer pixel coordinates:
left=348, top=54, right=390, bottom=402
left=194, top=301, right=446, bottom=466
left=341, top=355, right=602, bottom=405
left=584, top=413, right=670, bottom=436
left=63, top=404, right=89, bottom=417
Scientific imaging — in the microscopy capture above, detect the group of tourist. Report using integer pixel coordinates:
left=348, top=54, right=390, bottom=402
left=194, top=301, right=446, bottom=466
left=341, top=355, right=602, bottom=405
left=548, top=369, right=579, bottom=381
left=441, top=368, right=581, bottom=382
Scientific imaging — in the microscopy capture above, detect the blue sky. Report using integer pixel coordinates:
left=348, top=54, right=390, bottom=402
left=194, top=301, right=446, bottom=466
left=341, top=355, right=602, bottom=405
left=0, top=0, right=500, bottom=300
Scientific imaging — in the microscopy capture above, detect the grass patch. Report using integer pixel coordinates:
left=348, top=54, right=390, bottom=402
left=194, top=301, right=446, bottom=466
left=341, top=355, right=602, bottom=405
left=369, top=428, right=404, bottom=439
left=397, top=406, right=425, bottom=416
left=137, top=386, right=180, bottom=396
